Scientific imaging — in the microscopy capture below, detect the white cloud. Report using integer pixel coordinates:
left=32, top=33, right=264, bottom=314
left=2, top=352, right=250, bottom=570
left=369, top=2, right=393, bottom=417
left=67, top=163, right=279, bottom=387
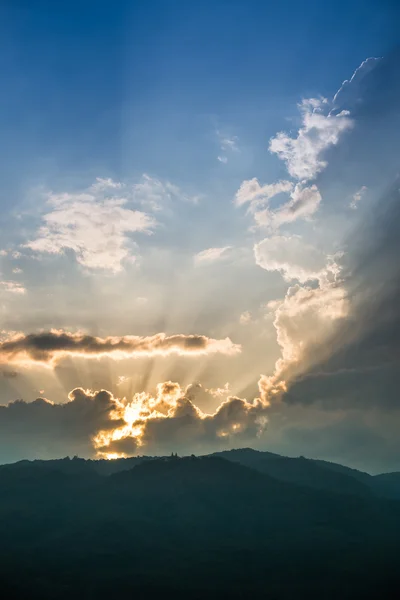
left=254, top=235, right=326, bottom=283
left=194, top=246, right=232, bottom=265
left=259, top=274, right=348, bottom=403
left=269, top=98, right=353, bottom=181
left=332, top=57, right=381, bottom=112
left=24, top=186, right=156, bottom=272
left=234, top=178, right=293, bottom=208
left=350, top=186, right=367, bottom=210
left=90, top=177, right=124, bottom=192
left=254, top=184, right=321, bottom=229
left=216, top=130, right=239, bottom=164
left=0, top=281, right=26, bottom=294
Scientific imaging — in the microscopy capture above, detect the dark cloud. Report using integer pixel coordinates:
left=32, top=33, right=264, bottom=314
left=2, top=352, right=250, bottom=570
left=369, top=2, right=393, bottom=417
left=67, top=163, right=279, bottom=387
left=0, top=382, right=268, bottom=463
left=0, top=388, right=123, bottom=463
left=283, top=178, right=400, bottom=409
left=0, top=330, right=240, bottom=364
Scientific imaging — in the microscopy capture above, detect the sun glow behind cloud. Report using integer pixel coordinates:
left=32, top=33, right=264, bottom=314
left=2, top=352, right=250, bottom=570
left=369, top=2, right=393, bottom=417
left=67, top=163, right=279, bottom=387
left=0, top=330, right=241, bottom=366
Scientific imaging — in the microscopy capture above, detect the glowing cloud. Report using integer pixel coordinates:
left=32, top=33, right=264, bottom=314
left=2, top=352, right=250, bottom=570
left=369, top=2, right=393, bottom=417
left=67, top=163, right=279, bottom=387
left=258, top=265, right=348, bottom=403
left=92, top=381, right=268, bottom=458
left=0, top=330, right=241, bottom=365
left=0, top=383, right=268, bottom=462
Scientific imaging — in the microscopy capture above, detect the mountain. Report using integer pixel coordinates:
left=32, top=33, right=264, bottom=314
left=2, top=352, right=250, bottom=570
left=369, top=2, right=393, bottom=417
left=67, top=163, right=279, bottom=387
left=0, top=454, right=400, bottom=599
left=213, top=448, right=400, bottom=499
left=373, top=472, right=400, bottom=497
left=2, top=448, right=399, bottom=498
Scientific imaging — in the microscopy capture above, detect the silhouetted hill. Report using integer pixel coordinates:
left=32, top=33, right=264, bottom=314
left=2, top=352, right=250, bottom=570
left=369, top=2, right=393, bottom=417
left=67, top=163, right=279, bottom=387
left=2, top=448, right=399, bottom=498
left=0, top=454, right=400, bottom=599
left=212, top=448, right=400, bottom=499
left=373, top=472, right=400, bottom=497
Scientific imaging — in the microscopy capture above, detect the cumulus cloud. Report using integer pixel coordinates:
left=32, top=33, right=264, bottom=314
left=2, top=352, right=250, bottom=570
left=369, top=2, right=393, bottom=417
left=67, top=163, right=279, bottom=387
left=93, top=381, right=268, bottom=457
left=269, top=98, right=353, bottom=181
left=350, top=186, right=367, bottom=210
left=259, top=278, right=348, bottom=403
left=234, top=178, right=293, bottom=208
left=281, top=182, right=400, bottom=410
left=253, top=184, right=321, bottom=230
left=25, top=186, right=155, bottom=272
left=194, top=246, right=232, bottom=265
left=235, top=176, right=321, bottom=230
left=0, top=383, right=268, bottom=462
left=0, top=330, right=241, bottom=365
left=254, top=235, right=327, bottom=283
left=0, top=388, right=124, bottom=462
left=256, top=247, right=348, bottom=403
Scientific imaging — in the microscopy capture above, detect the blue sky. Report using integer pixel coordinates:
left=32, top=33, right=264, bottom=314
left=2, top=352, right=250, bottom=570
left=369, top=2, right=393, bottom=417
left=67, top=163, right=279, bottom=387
left=0, top=0, right=399, bottom=469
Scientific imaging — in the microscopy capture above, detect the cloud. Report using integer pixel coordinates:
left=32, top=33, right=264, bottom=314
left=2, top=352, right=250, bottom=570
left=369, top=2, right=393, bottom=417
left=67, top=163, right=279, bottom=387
left=280, top=182, right=400, bottom=410
left=350, top=186, right=367, bottom=210
left=0, top=330, right=241, bottom=365
left=93, top=381, right=268, bottom=457
left=235, top=177, right=321, bottom=230
left=234, top=178, right=293, bottom=208
left=90, top=177, right=124, bottom=192
left=269, top=98, right=353, bottom=181
left=25, top=184, right=155, bottom=272
left=253, top=184, right=321, bottom=229
left=185, top=381, right=231, bottom=413
left=216, top=130, right=239, bottom=163
left=0, top=281, right=26, bottom=294
left=332, top=57, right=381, bottom=113
left=194, top=246, right=232, bottom=265
left=254, top=235, right=327, bottom=283
left=0, top=382, right=268, bottom=462
left=0, top=388, right=124, bottom=462
left=259, top=278, right=348, bottom=403
left=256, top=247, right=348, bottom=403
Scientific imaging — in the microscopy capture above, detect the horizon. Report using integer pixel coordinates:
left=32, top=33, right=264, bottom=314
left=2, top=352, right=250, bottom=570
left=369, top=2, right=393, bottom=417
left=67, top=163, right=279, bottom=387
left=0, top=445, right=393, bottom=477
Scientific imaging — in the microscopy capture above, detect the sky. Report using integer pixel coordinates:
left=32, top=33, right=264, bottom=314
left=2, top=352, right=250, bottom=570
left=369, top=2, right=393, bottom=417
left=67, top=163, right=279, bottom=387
left=0, top=0, right=400, bottom=472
